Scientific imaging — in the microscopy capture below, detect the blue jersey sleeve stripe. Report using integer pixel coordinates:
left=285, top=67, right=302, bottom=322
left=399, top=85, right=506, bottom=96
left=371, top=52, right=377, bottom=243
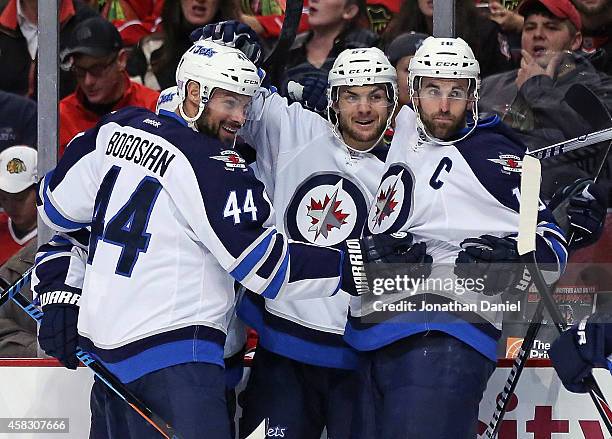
left=230, top=229, right=276, bottom=281
left=42, top=172, right=90, bottom=230
left=538, top=221, right=567, bottom=243
left=256, top=234, right=285, bottom=279
left=546, top=236, right=568, bottom=270
left=260, top=250, right=289, bottom=299
left=287, top=242, right=343, bottom=282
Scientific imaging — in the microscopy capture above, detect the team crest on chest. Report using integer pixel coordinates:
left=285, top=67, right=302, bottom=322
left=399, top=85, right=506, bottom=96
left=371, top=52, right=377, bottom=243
left=210, top=150, right=247, bottom=171
left=488, top=154, right=522, bottom=174
left=285, top=174, right=368, bottom=247
left=368, top=163, right=414, bottom=234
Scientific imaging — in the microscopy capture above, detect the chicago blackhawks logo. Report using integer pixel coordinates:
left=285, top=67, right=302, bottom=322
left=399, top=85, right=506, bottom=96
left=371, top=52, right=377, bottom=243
left=6, top=158, right=26, bottom=174
left=368, top=163, right=414, bottom=234
left=285, top=174, right=368, bottom=247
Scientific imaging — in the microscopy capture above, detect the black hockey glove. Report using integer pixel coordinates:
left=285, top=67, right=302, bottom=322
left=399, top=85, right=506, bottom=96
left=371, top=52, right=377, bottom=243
left=341, top=232, right=433, bottom=296
left=454, top=234, right=528, bottom=296
left=549, top=178, right=608, bottom=250
left=190, top=20, right=263, bottom=67
left=549, top=312, right=612, bottom=393
left=300, top=76, right=328, bottom=114
left=38, top=290, right=81, bottom=369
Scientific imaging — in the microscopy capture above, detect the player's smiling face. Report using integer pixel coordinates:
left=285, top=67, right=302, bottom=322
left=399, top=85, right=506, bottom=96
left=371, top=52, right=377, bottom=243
left=415, top=77, right=470, bottom=141
left=335, top=85, right=392, bottom=151
left=198, top=89, right=251, bottom=145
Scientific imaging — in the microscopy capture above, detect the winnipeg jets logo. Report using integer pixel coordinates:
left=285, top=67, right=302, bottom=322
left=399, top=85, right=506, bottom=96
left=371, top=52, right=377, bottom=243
left=488, top=154, right=522, bottom=174
left=286, top=174, right=367, bottom=247
left=372, top=170, right=402, bottom=227
left=210, top=150, right=247, bottom=171
left=306, top=181, right=350, bottom=240
left=367, top=164, right=413, bottom=235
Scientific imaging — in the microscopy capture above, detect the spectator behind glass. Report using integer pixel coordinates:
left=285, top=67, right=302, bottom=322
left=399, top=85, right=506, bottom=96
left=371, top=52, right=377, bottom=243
left=93, top=0, right=164, bottom=46
left=59, top=16, right=159, bottom=155
left=480, top=0, right=612, bottom=199
left=0, top=91, right=36, bottom=153
left=0, top=145, right=37, bottom=267
left=127, top=0, right=237, bottom=90
left=571, top=0, right=612, bottom=75
left=385, top=32, right=428, bottom=108
left=0, top=0, right=97, bottom=99
left=381, top=0, right=513, bottom=77
left=273, top=0, right=378, bottom=99
left=0, top=240, right=37, bottom=358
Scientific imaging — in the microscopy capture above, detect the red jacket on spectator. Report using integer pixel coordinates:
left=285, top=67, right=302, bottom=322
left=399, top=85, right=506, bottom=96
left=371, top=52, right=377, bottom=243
left=100, top=0, right=164, bottom=46
left=0, top=212, right=35, bottom=267
left=59, top=74, right=159, bottom=155
left=0, top=0, right=97, bottom=99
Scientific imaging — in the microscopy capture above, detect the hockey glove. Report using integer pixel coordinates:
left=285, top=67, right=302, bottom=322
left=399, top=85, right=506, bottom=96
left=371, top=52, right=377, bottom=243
left=299, top=76, right=328, bottom=114
left=549, top=178, right=608, bottom=250
left=549, top=312, right=612, bottom=393
left=35, top=238, right=87, bottom=370
left=341, top=232, right=433, bottom=296
left=454, top=234, right=527, bottom=296
left=37, top=290, right=81, bottom=369
left=190, top=20, right=263, bottom=67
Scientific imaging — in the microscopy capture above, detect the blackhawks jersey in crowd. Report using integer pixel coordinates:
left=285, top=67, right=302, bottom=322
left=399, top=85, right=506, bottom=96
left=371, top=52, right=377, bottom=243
left=237, top=90, right=387, bottom=369
left=346, top=106, right=568, bottom=361
left=36, top=106, right=345, bottom=383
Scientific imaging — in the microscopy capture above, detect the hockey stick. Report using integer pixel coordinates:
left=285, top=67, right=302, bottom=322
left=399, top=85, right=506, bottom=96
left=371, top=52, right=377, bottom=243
left=527, top=126, right=612, bottom=160
left=3, top=288, right=183, bottom=439
left=564, top=84, right=612, bottom=179
left=486, top=160, right=612, bottom=437
left=517, top=156, right=612, bottom=436
left=261, top=0, right=304, bottom=78
left=485, top=84, right=612, bottom=438
left=0, top=266, right=34, bottom=308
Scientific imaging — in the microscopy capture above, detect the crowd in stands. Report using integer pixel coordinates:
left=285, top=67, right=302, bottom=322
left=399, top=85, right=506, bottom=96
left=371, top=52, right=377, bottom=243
left=0, top=0, right=611, bottom=362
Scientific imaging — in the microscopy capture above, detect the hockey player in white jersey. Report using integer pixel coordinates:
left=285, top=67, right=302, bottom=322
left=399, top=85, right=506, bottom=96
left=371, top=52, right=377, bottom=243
left=346, top=37, right=569, bottom=438
left=193, top=21, right=427, bottom=439
left=34, top=40, right=392, bottom=439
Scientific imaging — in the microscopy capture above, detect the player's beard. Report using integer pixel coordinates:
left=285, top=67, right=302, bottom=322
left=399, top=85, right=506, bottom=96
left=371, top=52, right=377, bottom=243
left=338, top=112, right=387, bottom=149
left=196, top=111, right=236, bottom=146
left=421, top=111, right=465, bottom=141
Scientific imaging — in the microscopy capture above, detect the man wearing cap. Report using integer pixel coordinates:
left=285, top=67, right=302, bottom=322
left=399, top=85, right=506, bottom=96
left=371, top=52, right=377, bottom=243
left=385, top=32, right=428, bottom=109
left=479, top=0, right=612, bottom=156
left=0, top=145, right=37, bottom=266
left=0, top=0, right=97, bottom=98
left=59, top=16, right=159, bottom=155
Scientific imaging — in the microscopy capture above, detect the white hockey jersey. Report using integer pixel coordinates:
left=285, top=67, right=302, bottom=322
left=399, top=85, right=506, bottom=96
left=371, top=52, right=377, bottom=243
left=37, top=107, right=345, bottom=382
left=237, top=90, right=387, bottom=369
left=344, top=106, right=568, bottom=361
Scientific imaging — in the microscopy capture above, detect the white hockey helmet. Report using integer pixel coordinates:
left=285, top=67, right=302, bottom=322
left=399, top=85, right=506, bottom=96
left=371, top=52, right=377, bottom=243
left=408, top=37, right=480, bottom=145
left=155, top=86, right=180, bottom=114
left=327, top=47, right=398, bottom=152
left=175, top=40, right=261, bottom=124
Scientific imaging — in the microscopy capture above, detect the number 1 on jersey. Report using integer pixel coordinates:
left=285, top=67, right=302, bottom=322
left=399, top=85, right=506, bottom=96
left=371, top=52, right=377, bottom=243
left=88, top=166, right=163, bottom=277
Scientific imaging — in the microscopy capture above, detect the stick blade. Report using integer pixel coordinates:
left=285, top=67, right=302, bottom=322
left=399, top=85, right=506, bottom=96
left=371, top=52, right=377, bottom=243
left=518, top=155, right=542, bottom=255
left=244, top=420, right=267, bottom=439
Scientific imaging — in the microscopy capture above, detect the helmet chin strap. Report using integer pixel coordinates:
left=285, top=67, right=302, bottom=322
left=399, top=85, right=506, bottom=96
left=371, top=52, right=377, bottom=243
left=411, top=79, right=480, bottom=147
left=179, top=100, right=205, bottom=132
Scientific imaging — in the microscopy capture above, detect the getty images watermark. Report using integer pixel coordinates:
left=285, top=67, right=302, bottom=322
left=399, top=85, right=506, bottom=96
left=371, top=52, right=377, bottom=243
left=366, top=272, right=522, bottom=315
